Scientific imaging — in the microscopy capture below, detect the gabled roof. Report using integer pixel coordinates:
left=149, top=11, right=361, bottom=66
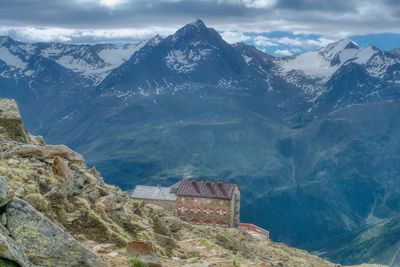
left=130, top=185, right=177, bottom=201
left=176, top=180, right=238, bottom=200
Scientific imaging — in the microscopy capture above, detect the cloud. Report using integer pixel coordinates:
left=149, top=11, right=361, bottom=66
left=0, top=0, right=399, bottom=44
left=98, top=0, right=127, bottom=8
left=274, top=49, right=293, bottom=56
left=220, top=31, right=251, bottom=43
left=253, top=36, right=277, bottom=47
left=0, top=26, right=173, bottom=43
left=222, top=0, right=276, bottom=8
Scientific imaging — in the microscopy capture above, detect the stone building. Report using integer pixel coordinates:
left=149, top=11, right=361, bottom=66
left=128, top=184, right=178, bottom=214
left=175, top=180, right=240, bottom=228
left=129, top=180, right=241, bottom=228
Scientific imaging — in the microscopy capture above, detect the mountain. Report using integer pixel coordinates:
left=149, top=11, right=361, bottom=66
left=1, top=19, right=400, bottom=266
left=0, top=98, right=344, bottom=267
left=392, top=48, right=400, bottom=57
left=0, top=35, right=146, bottom=131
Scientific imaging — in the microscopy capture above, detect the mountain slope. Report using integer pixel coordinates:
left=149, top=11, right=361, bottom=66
left=0, top=98, right=344, bottom=267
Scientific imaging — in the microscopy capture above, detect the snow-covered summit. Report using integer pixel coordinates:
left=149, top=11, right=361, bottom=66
left=0, top=36, right=146, bottom=84
left=278, top=39, right=398, bottom=81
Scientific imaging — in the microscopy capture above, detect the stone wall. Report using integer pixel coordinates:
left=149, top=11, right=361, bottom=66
left=230, top=187, right=240, bottom=227
left=176, top=196, right=235, bottom=227
left=135, top=199, right=176, bottom=215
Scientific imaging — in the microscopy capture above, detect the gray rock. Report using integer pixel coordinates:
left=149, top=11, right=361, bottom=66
left=0, top=175, right=9, bottom=207
left=0, top=99, right=31, bottom=143
left=13, top=144, right=84, bottom=163
left=0, top=224, right=33, bottom=267
left=0, top=176, right=13, bottom=207
left=139, top=255, right=162, bottom=267
left=152, top=215, right=171, bottom=236
left=0, top=213, right=6, bottom=225
left=98, top=195, right=123, bottom=212
left=6, top=198, right=106, bottom=267
left=160, top=216, right=183, bottom=232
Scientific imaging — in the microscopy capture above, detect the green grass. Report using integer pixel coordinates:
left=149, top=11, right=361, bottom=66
left=127, top=257, right=149, bottom=267
left=0, top=258, right=19, bottom=267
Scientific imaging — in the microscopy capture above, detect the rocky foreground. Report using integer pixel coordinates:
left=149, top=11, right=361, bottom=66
left=0, top=98, right=382, bottom=267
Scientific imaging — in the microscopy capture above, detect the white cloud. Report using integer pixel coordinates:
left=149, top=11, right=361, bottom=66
left=218, top=0, right=276, bottom=8
left=0, top=25, right=174, bottom=43
left=274, top=49, right=293, bottom=56
left=253, top=36, right=277, bottom=47
left=75, top=0, right=127, bottom=8
left=220, top=31, right=251, bottom=43
left=99, top=0, right=127, bottom=8
left=273, top=37, right=303, bottom=46
left=305, top=37, right=335, bottom=47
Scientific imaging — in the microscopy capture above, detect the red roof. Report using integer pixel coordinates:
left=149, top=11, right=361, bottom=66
left=176, top=180, right=238, bottom=200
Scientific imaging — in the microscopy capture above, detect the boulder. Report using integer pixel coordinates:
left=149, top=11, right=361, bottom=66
left=29, top=135, right=45, bottom=145
left=160, top=216, right=183, bottom=232
left=0, top=176, right=10, bottom=207
left=0, top=225, right=33, bottom=267
left=13, top=144, right=84, bottom=162
left=5, top=198, right=106, bottom=267
left=52, top=156, right=73, bottom=184
left=126, top=240, right=153, bottom=256
left=93, top=243, right=115, bottom=253
left=46, top=144, right=84, bottom=162
left=152, top=215, right=171, bottom=236
left=139, top=255, right=162, bottom=267
left=98, top=195, right=123, bottom=212
left=0, top=99, right=30, bottom=143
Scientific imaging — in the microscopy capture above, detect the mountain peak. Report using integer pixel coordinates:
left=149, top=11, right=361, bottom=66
left=321, top=39, right=359, bottom=54
left=0, top=36, right=15, bottom=46
left=171, top=19, right=223, bottom=44
left=190, top=19, right=206, bottom=28
left=318, top=39, right=359, bottom=65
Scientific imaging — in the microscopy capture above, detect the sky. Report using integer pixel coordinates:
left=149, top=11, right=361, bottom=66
left=0, top=0, right=399, bottom=57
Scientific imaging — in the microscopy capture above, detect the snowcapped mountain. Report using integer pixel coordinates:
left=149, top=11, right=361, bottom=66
left=0, top=36, right=146, bottom=85
left=35, top=41, right=146, bottom=84
left=277, top=39, right=400, bottom=98
left=99, top=19, right=256, bottom=94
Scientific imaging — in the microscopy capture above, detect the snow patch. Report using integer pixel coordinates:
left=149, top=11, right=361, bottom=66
left=165, top=49, right=212, bottom=73
left=0, top=47, right=27, bottom=69
left=242, top=55, right=253, bottom=64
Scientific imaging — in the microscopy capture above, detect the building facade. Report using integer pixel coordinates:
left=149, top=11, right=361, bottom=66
left=175, top=180, right=240, bottom=228
left=128, top=185, right=177, bottom=214
left=129, top=180, right=241, bottom=228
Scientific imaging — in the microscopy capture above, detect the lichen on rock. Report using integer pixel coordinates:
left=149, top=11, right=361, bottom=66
left=0, top=99, right=30, bottom=143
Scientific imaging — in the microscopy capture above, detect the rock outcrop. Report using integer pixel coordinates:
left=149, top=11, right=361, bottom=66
left=0, top=226, right=32, bottom=267
left=0, top=99, right=30, bottom=143
left=0, top=176, right=10, bottom=207
left=6, top=198, right=105, bottom=267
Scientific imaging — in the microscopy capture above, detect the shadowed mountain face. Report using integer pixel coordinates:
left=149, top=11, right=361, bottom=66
left=1, top=20, right=400, bottom=265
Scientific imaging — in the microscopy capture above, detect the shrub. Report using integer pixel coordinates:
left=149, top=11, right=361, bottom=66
left=128, top=257, right=149, bottom=267
left=0, top=258, right=20, bottom=267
